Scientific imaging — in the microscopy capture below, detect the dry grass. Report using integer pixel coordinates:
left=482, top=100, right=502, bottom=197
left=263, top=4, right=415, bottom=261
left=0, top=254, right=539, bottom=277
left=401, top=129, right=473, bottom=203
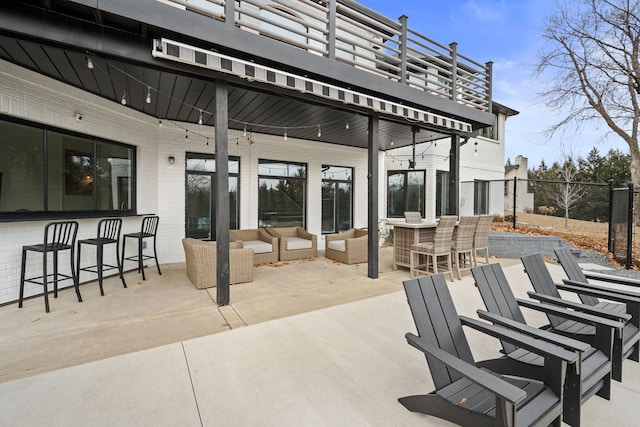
left=511, top=212, right=609, bottom=238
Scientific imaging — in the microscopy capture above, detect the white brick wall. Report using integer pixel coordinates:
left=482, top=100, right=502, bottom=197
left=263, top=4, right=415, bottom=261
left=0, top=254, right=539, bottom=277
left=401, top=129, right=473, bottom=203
left=383, top=115, right=507, bottom=220
left=0, top=60, right=377, bottom=304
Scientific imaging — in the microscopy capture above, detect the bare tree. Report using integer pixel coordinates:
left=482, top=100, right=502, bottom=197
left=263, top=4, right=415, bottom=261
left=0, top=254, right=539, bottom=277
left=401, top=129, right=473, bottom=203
left=536, top=0, right=640, bottom=220
left=555, top=156, right=586, bottom=229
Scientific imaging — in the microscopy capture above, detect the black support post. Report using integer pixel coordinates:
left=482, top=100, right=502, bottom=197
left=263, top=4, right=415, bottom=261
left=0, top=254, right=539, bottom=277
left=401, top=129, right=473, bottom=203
left=215, top=81, right=230, bottom=305
left=398, top=15, right=408, bottom=84
left=627, top=182, right=633, bottom=270
left=448, top=135, right=460, bottom=216
left=608, top=179, right=614, bottom=253
left=512, top=176, right=517, bottom=229
left=326, top=0, right=336, bottom=60
left=224, top=0, right=235, bottom=26
left=367, top=115, right=379, bottom=279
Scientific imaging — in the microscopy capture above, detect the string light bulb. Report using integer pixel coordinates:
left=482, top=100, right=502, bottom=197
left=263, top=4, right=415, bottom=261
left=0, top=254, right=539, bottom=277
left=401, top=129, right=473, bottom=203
left=317, top=125, right=321, bottom=137
left=345, top=122, right=350, bottom=130
left=206, top=137, right=209, bottom=146
left=146, top=87, right=152, bottom=104
left=243, top=124, right=247, bottom=137
left=86, top=56, right=94, bottom=70
left=185, top=130, right=188, bottom=141
left=198, top=109, right=203, bottom=125
left=158, top=119, right=163, bottom=127
left=284, top=128, right=288, bottom=141
left=120, top=90, right=127, bottom=106
left=474, top=141, right=478, bottom=156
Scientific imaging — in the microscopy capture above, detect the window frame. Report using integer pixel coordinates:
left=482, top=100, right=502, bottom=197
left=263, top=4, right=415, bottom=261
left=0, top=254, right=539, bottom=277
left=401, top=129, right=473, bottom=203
left=474, top=179, right=490, bottom=215
left=0, top=114, right=136, bottom=221
left=435, top=170, right=450, bottom=218
left=185, top=152, right=241, bottom=239
left=321, top=165, right=353, bottom=234
left=258, top=159, right=308, bottom=228
left=386, top=169, right=426, bottom=219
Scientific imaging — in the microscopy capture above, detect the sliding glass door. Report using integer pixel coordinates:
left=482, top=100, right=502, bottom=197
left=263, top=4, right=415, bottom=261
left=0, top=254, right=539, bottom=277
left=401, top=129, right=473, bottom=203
left=185, top=153, right=239, bottom=239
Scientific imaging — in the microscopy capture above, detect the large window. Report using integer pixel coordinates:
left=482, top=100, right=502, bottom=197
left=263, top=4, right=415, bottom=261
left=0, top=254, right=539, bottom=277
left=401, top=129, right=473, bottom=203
left=258, top=160, right=307, bottom=228
left=436, top=170, right=450, bottom=217
left=0, top=117, right=135, bottom=218
left=322, top=165, right=352, bottom=233
left=185, top=153, right=239, bottom=240
left=387, top=170, right=425, bottom=218
left=474, top=180, right=490, bottom=215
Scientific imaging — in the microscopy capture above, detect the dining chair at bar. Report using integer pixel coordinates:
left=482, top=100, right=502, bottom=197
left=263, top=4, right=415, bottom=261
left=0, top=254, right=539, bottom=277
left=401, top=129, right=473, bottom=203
left=409, top=215, right=457, bottom=281
left=450, top=215, right=479, bottom=280
left=19, top=220, right=82, bottom=313
left=122, top=216, right=161, bottom=280
left=473, top=214, right=494, bottom=265
left=77, top=217, right=127, bottom=295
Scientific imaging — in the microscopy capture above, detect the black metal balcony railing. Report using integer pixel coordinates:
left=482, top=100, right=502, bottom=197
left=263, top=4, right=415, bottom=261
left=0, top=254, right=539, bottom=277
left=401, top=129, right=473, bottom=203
left=159, top=0, right=492, bottom=113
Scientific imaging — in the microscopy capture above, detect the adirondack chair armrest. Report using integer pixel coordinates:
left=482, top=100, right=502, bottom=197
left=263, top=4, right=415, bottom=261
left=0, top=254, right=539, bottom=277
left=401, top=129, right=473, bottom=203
left=405, top=332, right=527, bottom=405
left=460, top=316, right=578, bottom=364
left=527, top=291, right=632, bottom=322
left=584, top=271, right=640, bottom=288
left=476, top=310, right=591, bottom=353
left=561, top=279, right=640, bottom=303
left=518, top=296, right=625, bottom=329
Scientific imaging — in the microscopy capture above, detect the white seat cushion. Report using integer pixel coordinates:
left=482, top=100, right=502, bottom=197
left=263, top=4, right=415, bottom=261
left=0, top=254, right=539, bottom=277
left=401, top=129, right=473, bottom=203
left=327, top=239, right=346, bottom=252
left=242, top=240, right=273, bottom=254
left=286, top=237, right=312, bottom=251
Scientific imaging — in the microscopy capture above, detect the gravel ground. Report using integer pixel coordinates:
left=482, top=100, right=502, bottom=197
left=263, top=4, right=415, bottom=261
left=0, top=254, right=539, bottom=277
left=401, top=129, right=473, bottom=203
left=565, top=248, right=640, bottom=280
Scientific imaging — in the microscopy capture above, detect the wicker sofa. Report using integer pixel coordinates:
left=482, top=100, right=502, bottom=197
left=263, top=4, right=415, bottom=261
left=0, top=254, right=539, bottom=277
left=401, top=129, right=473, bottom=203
left=182, top=238, right=254, bottom=289
left=229, top=228, right=278, bottom=265
left=325, top=228, right=368, bottom=264
left=265, top=226, right=317, bottom=261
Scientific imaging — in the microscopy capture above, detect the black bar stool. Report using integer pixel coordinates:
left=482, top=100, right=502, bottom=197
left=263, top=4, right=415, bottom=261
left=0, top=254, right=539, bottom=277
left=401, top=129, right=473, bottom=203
left=122, top=215, right=161, bottom=280
left=77, top=218, right=127, bottom=295
left=19, top=220, right=82, bottom=313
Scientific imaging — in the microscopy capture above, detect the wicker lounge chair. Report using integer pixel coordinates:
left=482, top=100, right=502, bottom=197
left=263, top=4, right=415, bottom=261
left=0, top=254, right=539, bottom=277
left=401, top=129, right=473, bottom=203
left=182, top=238, right=254, bottom=289
left=229, top=228, right=278, bottom=265
left=266, top=226, right=317, bottom=261
left=324, top=228, right=367, bottom=264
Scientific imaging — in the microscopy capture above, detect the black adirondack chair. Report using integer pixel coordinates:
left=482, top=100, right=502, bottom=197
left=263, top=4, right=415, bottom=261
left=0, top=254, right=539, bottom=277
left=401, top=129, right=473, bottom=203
left=401, top=274, right=573, bottom=427
left=556, top=248, right=640, bottom=316
left=522, top=253, right=640, bottom=382
left=556, top=247, right=640, bottom=289
left=471, top=263, right=613, bottom=427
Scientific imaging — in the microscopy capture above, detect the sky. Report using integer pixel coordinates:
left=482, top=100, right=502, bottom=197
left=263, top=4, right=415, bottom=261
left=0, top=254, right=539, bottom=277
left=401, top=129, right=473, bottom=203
left=356, top=0, right=630, bottom=169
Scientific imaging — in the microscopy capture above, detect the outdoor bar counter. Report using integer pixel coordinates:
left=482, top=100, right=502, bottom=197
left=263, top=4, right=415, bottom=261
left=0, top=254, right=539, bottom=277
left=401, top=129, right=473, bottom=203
left=388, top=221, right=438, bottom=270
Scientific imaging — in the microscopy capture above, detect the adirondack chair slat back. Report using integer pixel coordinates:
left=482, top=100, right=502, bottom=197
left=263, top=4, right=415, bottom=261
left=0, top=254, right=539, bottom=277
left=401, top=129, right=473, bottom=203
left=555, top=249, right=600, bottom=306
left=471, top=263, right=526, bottom=355
left=403, top=275, right=475, bottom=390
left=521, top=254, right=567, bottom=327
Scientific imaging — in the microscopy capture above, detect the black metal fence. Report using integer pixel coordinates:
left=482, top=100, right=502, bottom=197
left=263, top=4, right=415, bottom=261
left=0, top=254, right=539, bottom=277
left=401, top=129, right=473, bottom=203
left=461, top=178, right=637, bottom=268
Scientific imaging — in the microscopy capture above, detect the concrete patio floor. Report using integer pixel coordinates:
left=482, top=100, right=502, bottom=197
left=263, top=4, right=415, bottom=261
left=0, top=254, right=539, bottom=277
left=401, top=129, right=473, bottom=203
left=1, top=247, right=639, bottom=426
